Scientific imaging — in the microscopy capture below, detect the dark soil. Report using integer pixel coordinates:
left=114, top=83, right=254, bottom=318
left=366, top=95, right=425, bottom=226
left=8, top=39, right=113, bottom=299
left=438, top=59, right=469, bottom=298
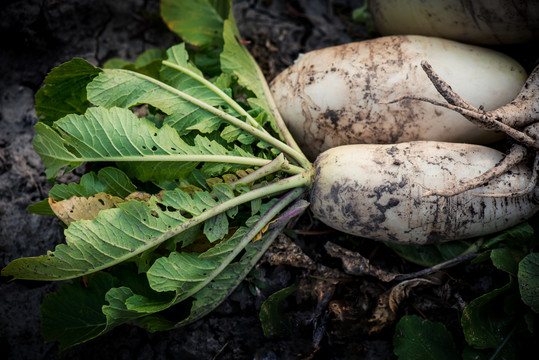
left=1, top=1, right=537, bottom=359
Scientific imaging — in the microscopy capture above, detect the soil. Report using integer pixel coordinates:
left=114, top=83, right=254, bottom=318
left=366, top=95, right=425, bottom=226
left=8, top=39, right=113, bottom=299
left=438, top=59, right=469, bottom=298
left=0, top=1, right=537, bottom=360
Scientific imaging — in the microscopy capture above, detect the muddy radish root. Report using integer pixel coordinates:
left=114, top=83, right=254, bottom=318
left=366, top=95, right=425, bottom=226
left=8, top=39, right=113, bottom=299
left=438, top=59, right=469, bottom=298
left=270, top=36, right=527, bottom=160
left=310, top=142, right=539, bottom=244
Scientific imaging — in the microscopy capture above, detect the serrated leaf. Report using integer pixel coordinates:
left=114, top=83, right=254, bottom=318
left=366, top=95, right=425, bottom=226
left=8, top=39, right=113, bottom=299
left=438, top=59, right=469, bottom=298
left=87, top=50, right=237, bottom=136
left=132, top=49, right=166, bottom=79
left=220, top=124, right=257, bottom=144
left=393, top=315, right=459, bottom=360
left=220, top=16, right=281, bottom=138
left=518, top=253, right=539, bottom=313
left=220, top=18, right=266, bottom=110
left=145, top=221, right=254, bottom=298
left=147, top=252, right=218, bottom=293
left=159, top=43, right=234, bottom=134
left=177, top=225, right=283, bottom=326
left=49, top=172, right=105, bottom=200
left=35, top=58, right=102, bottom=125
left=34, top=106, right=259, bottom=181
left=33, top=122, right=82, bottom=179
left=1, top=185, right=242, bottom=281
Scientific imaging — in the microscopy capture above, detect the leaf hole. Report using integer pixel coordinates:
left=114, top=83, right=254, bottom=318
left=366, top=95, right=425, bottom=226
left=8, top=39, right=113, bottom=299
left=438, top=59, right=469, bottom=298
left=151, top=146, right=157, bottom=151
left=98, top=199, right=105, bottom=206
left=153, top=133, right=157, bottom=136
left=171, top=147, right=176, bottom=151
left=150, top=210, right=159, bottom=218
left=156, top=203, right=167, bottom=212
left=142, top=145, right=147, bottom=150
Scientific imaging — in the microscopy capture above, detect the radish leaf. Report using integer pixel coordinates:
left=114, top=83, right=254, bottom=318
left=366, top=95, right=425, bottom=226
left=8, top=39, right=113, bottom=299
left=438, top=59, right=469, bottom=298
left=35, top=58, right=101, bottom=125
left=160, top=0, right=229, bottom=47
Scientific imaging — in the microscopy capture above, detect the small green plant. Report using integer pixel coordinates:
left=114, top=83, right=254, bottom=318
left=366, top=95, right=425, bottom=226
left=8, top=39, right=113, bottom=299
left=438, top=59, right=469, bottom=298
left=2, top=1, right=311, bottom=350
left=391, top=223, right=539, bottom=359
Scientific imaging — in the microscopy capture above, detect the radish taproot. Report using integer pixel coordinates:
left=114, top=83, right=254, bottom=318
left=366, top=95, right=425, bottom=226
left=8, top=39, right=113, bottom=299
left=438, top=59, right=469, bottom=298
left=310, top=141, right=539, bottom=244
left=369, top=0, right=539, bottom=45
left=270, top=35, right=527, bottom=160
left=387, top=61, right=539, bottom=197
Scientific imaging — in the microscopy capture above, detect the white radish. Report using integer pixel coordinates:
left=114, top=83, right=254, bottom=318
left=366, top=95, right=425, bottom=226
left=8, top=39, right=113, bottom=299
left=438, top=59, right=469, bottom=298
left=369, top=0, right=539, bottom=45
left=270, top=35, right=527, bottom=160
left=310, top=141, right=538, bottom=244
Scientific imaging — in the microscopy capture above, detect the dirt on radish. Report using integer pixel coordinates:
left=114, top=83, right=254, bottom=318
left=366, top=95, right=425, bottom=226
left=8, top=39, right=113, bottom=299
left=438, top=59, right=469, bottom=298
left=310, top=141, right=539, bottom=244
left=271, top=35, right=527, bottom=159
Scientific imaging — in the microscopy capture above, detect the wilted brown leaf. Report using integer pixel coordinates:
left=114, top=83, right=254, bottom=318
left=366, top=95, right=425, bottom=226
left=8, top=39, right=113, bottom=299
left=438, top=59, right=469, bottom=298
left=368, top=275, right=442, bottom=334
left=324, top=241, right=399, bottom=282
left=49, top=192, right=125, bottom=226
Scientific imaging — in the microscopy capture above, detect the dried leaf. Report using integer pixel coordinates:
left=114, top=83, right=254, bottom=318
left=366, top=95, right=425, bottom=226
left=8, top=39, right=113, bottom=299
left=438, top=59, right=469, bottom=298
left=49, top=192, right=125, bottom=226
left=369, top=276, right=441, bottom=334
left=263, top=234, right=317, bottom=270
left=125, top=191, right=154, bottom=202
left=324, top=241, right=399, bottom=282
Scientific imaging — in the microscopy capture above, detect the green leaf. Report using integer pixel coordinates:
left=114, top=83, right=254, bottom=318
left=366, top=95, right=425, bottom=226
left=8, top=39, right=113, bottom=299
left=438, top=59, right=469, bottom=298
left=386, top=240, right=473, bottom=267
left=87, top=54, right=234, bottom=136
left=33, top=106, right=261, bottom=181
left=483, top=222, right=535, bottom=249
left=28, top=199, right=55, bottom=216
left=159, top=43, right=235, bottom=134
left=393, top=315, right=459, bottom=360
left=259, top=285, right=297, bottom=338
left=461, top=282, right=514, bottom=349
left=160, top=0, right=229, bottom=47
left=131, top=49, right=166, bottom=79
left=220, top=17, right=273, bottom=123
left=490, top=248, right=522, bottom=276
left=1, top=185, right=242, bottom=280
left=35, top=58, right=102, bottom=125
left=104, top=49, right=165, bottom=79
left=177, top=221, right=285, bottom=326
left=145, top=219, right=256, bottom=297
left=41, top=273, right=112, bottom=351
left=41, top=264, right=175, bottom=350
left=103, top=58, right=130, bottom=69
left=49, top=167, right=136, bottom=201
left=518, top=253, right=539, bottom=313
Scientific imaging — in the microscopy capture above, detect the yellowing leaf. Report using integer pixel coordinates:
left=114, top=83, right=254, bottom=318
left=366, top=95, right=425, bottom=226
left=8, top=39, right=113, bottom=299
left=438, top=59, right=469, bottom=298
left=125, top=191, right=154, bottom=202
left=222, top=174, right=238, bottom=184
left=253, top=219, right=277, bottom=242
left=49, top=192, right=125, bottom=226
